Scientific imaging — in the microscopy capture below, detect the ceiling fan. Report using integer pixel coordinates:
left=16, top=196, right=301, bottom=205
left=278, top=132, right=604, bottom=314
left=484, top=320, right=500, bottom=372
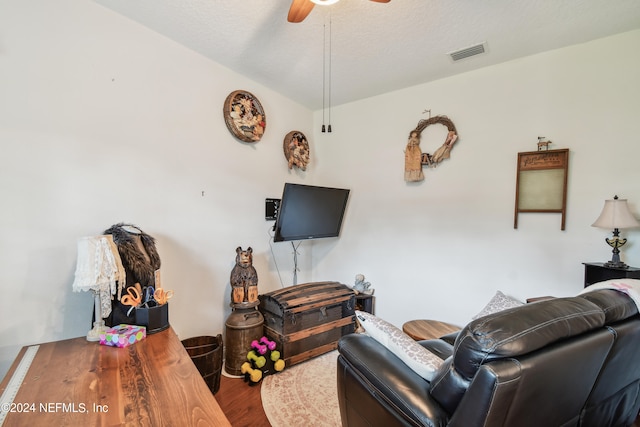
left=288, top=0, right=391, bottom=23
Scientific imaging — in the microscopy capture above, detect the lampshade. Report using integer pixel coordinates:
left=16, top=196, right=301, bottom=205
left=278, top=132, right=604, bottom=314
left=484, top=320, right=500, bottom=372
left=72, top=235, right=125, bottom=341
left=311, top=0, right=340, bottom=5
left=592, top=197, right=640, bottom=230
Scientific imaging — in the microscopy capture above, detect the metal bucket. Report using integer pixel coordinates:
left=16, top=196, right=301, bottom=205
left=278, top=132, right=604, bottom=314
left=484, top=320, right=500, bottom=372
left=224, top=304, right=264, bottom=376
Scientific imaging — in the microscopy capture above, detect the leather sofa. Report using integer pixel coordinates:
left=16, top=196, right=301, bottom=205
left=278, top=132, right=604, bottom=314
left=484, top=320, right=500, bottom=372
left=336, top=289, right=640, bottom=427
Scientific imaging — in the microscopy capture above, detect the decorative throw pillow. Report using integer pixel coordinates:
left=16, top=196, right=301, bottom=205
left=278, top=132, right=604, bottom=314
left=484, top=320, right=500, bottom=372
left=472, top=290, right=524, bottom=320
left=355, top=310, right=444, bottom=381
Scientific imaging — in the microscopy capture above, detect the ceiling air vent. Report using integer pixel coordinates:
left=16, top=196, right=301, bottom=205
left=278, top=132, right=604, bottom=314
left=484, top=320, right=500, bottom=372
left=448, top=42, right=486, bottom=62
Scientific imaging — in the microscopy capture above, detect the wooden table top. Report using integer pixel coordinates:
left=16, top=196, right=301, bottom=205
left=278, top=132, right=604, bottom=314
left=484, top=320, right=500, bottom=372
left=402, top=319, right=460, bottom=341
left=0, top=327, right=230, bottom=426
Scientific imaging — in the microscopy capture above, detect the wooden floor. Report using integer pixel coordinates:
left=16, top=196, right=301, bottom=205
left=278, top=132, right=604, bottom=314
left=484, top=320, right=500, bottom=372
left=215, top=373, right=271, bottom=427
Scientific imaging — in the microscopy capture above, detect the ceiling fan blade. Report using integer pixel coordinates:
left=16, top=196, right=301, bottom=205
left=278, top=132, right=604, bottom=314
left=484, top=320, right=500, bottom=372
left=288, top=0, right=315, bottom=23
left=370, top=0, right=391, bottom=3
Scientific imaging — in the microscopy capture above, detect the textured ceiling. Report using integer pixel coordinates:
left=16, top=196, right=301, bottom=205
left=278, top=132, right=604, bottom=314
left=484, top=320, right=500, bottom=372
left=93, top=0, right=640, bottom=110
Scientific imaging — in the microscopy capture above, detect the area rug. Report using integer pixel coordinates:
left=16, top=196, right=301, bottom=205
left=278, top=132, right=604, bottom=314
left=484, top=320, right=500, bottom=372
left=261, top=350, right=341, bottom=427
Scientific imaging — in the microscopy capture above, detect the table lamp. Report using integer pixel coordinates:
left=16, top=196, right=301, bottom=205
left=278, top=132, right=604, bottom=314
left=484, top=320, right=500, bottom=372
left=72, top=235, right=125, bottom=341
left=591, top=195, right=640, bottom=269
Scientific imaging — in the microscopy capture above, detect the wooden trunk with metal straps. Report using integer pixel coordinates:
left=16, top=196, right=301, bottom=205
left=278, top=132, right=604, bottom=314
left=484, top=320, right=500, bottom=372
left=258, top=281, right=355, bottom=367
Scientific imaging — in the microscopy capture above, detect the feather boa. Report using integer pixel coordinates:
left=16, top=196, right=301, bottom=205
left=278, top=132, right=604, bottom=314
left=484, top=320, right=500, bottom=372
left=104, top=223, right=161, bottom=289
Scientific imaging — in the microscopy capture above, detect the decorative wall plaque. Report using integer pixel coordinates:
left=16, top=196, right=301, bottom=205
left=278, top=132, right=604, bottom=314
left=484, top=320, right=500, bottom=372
left=283, top=131, right=310, bottom=171
left=514, top=148, right=569, bottom=230
left=223, top=90, right=266, bottom=143
left=404, top=115, right=458, bottom=182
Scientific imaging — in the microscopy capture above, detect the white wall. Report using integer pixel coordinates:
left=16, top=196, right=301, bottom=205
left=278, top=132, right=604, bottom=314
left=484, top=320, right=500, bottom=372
left=0, top=0, right=314, bottom=378
left=310, top=30, right=640, bottom=327
left=1, top=0, right=639, bottom=381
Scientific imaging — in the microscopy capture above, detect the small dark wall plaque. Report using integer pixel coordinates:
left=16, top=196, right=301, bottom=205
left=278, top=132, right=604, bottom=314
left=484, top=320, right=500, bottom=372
left=514, top=148, right=569, bottom=230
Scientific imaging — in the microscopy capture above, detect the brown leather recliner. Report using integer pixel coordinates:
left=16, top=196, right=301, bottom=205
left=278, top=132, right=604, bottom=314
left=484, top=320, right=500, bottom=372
left=337, top=289, right=640, bottom=427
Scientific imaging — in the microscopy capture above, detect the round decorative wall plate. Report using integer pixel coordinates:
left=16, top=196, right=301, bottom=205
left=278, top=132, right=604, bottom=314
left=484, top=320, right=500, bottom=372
left=223, top=90, right=266, bottom=143
left=283, top=131, right=310, bottom=170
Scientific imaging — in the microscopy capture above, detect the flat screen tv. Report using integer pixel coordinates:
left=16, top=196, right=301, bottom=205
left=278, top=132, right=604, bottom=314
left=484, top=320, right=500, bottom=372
left=273, top=183, right=350, bottom=242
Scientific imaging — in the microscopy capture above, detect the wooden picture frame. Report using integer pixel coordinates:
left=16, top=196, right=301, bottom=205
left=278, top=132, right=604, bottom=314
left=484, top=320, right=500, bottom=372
left=514, top=149, right=569, bottom=230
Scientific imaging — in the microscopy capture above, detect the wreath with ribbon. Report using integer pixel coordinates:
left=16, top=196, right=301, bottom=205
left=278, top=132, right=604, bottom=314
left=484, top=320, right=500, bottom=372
left=404, top=115, right=458, bottom=182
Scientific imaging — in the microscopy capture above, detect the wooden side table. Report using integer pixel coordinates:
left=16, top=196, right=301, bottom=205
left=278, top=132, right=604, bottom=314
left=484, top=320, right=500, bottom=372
left=355, top=294, right=374, bottom=314
left=402, top=319, right=460, bottom=341
left=583, top=262, right=640, bottom=288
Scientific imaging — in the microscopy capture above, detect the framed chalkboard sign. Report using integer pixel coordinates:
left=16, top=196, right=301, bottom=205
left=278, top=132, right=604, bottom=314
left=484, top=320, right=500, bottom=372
left=514, top=149, right=569, bottom=230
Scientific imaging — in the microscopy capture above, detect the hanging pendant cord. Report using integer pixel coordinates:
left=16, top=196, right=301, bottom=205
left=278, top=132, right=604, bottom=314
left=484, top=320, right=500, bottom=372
left=321, top=22, right=326, bottom=132
left=328, top=14, right=332, bottom=132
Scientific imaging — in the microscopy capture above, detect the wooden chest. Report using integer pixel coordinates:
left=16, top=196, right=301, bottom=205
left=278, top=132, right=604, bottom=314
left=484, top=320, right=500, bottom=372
left=259, top=281, right=355, bottom=367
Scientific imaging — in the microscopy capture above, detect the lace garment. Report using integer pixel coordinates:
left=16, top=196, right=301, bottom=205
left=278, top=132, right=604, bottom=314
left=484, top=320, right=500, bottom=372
left=72, top=235, right=126, bottom=318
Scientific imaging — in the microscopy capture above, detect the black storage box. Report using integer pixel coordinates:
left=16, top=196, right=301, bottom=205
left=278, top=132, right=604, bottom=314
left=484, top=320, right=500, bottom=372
left=136, top=303, right=169, bottom=334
